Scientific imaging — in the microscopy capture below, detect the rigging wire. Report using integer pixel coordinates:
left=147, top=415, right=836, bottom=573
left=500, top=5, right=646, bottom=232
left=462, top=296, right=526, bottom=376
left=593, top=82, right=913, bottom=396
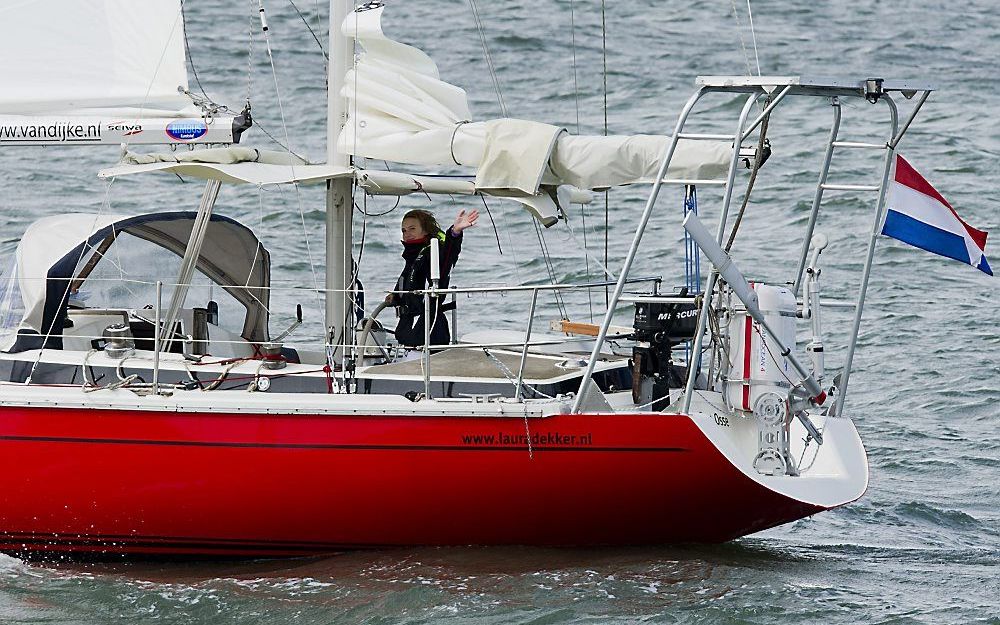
left=312, top=0, right=324, bottom=49
left=287, top=0, right=328, bottom=59
left=730, top=0, right=754, bottom=77
left=347, top=196, right=370, bottom=316
left=181, top=0, right=310, bottom=161
left=356, top=193, right=400, bottom=217
left=499, top=204, right=523, bottom=286
left=580, top=205, right=594, bottom=322
left=568, top=0, right=593, bottom=322
left=724, top=100, right=771, bottom=252
left=569, top=1, right=581, bottom=135
left=180, top=0, right=254, bottom=125
left=468, top=0, right=508, bottom=117
left=479, top=195, right=503, bottom=255
left=250, top=121, right=312, bottom=160
left=247, top=0, right=255, bottom=105
left=255, top=0, right=323, bottom=314
left=745, top=0, right=762, bottom=77
left=352, top=191, right=389, bottom=322
left=246, top=0, right=309, bottom=161
left=601, top=0, right=610, bottom=307
left=180, top=0, right=211, bottom=101
left=532, top=220, right=568, bottom=320
left=243, top=189, right=280, bottom=324
left=601, top=0, right=608, bottom=134
left=241, top=0, right=309, bottom=160
left=466, top=1, right=569, bottom=318
left=561, top=208, right=616, bottom=280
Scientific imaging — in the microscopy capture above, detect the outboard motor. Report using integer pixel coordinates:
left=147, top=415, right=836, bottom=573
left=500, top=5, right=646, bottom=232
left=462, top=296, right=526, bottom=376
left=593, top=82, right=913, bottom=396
left=631, top=290, right=699, bottom=411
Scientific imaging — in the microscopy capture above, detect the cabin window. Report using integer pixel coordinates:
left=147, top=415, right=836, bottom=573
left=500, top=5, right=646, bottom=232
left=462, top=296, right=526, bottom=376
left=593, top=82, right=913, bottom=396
left=0, top=255, right=24, bottom=349
left=70, top=232, right=248, bottom=339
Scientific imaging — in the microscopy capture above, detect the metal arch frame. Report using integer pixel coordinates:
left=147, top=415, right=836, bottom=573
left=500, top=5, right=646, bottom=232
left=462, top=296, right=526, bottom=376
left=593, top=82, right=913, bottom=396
left=570, top=86, right=701, bottom=413
left=571, top=87, right=775, bottom=414
left=833, top=89, right=932, bottom=417
left=678, top=95, right=763, bottom=414
left=792, top=98, right=843, bottom=296
left=570, top=77, right=933, bottom=417
left=831, top=96, right=899, bottom=417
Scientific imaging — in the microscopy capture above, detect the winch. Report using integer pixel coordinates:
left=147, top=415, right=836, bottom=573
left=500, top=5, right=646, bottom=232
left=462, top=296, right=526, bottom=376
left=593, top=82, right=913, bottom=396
left=102, top=322, right=135, bottom=359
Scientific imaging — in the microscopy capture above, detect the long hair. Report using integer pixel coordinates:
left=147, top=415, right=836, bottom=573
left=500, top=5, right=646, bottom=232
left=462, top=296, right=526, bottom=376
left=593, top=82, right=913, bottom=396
left=402, top=209, right=442, bottom=236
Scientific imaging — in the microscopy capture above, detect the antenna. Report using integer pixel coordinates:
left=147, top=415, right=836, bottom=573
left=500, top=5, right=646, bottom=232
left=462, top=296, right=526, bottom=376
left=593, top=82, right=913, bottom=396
left=430, top=237, right=441, bottom=284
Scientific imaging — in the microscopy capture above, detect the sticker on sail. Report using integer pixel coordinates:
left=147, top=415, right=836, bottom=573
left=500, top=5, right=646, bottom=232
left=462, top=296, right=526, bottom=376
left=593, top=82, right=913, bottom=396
left=165, top=120, right=208, bottom=141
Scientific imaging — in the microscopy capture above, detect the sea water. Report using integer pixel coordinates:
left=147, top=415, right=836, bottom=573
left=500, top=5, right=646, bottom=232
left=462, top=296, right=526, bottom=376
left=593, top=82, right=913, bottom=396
left=0, top=1, right=997, bottom=623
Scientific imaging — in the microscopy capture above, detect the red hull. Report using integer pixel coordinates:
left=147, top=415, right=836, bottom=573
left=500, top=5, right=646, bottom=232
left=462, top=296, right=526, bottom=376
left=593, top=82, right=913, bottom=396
left=0, top=406, right=822, bottom=556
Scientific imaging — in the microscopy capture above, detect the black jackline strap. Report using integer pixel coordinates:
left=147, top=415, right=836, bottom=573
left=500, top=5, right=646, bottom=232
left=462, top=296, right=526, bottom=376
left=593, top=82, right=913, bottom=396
left=725, top=99, right=772, bottom=253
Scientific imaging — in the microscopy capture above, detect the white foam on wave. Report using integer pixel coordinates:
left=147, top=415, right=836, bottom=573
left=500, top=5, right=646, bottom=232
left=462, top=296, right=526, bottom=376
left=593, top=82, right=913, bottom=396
left=0, top=553, right=25, bottom=572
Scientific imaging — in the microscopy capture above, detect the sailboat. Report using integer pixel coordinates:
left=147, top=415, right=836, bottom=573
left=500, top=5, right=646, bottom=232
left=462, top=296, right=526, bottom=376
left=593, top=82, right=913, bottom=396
left=0, top=0, right=934, bottom=556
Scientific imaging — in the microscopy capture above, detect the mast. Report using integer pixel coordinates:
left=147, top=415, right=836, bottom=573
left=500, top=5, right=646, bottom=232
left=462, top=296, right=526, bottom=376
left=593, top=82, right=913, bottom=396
left=326, top=0, right=354, bottom=357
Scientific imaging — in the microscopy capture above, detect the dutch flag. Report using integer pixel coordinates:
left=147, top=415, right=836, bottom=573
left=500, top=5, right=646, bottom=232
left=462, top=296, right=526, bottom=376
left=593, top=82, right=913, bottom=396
left=882, top=155, right=992, bottom=276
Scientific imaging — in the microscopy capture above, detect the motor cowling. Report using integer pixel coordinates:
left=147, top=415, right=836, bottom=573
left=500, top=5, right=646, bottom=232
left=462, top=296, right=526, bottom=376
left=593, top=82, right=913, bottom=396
left=631, top=297, right=698, bottom=411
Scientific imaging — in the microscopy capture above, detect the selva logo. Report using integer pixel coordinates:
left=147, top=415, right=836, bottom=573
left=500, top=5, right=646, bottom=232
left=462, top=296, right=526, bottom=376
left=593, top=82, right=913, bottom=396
left=166, top=120, right=208, bottom=141
left=107, top=122, right=142, bottom=136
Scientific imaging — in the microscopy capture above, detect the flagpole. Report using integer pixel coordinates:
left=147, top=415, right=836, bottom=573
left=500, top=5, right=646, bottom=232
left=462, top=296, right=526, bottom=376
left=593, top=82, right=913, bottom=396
left=833, top=96, right=899, bottom=418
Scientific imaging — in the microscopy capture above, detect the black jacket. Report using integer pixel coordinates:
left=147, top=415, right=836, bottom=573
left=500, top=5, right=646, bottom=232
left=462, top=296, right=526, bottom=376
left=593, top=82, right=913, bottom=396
left=394, top=227, right=463, bottom=315
left=392, top=227, right=463, bottom=347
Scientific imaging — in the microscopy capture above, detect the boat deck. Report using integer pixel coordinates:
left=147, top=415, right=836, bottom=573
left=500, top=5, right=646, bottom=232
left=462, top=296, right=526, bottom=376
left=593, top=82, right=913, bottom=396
left=359, top=348, right=592, bottom=382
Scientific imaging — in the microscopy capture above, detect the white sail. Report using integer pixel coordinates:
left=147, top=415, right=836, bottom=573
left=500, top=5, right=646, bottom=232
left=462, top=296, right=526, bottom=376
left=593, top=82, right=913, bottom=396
left=0, top=0, right=241, bottom=145
left=337, top=5, right=731, bottom=194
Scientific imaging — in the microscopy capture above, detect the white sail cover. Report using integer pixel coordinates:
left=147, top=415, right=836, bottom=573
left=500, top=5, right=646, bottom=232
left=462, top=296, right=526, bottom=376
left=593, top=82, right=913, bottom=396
left=0, top=0, right=238, bottom=145
left=338, top=5, right=731, bottom=194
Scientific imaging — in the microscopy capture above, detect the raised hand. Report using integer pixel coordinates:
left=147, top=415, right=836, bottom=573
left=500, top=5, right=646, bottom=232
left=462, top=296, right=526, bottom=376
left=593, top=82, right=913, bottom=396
left=452, top=208, right=479, bottom=234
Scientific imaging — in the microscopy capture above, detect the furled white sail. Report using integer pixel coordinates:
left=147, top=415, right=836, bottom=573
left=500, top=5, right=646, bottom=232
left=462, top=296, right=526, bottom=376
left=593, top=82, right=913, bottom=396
left=337, top=5, right=731, bottom=194
left=0, top=0, right=240, bottom=145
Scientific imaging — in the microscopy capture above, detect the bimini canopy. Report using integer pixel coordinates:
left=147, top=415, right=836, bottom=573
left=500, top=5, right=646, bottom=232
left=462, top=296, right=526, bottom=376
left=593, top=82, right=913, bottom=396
left=3, top=212, right=269, bottom=352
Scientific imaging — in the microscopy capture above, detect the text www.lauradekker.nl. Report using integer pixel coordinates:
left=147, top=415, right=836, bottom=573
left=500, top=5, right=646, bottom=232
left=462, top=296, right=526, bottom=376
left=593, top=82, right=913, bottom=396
left=460, top=432, right=593, bottom=446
